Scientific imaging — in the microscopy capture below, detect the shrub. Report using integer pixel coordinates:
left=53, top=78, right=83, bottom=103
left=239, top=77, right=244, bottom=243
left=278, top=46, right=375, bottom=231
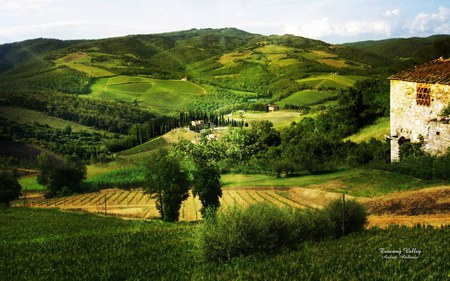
left=290, top=208, right=334, bottom=243
left=200, top=203, right=334, bottom=262
left=324, top=198, right=368, bottom=238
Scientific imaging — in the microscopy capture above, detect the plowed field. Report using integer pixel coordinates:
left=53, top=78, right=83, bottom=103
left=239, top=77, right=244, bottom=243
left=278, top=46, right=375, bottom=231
left=23, top=186, right=450, bottom=227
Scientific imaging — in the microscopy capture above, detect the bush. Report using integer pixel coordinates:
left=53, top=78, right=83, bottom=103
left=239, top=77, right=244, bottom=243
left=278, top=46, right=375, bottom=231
left=324, top=198, right=368, bottom=238
left=0, top=171, right=22, bottom=206
left=200, top=203, right=334, bottom=262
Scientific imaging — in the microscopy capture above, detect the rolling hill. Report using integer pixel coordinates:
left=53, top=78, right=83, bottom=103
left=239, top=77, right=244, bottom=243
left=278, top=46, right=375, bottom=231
left=1, top=28, right=449, bottom=169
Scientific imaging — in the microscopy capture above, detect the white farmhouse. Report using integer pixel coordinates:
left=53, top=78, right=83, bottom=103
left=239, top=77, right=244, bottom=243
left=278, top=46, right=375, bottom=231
left=389, top=58, right=450, bottom=161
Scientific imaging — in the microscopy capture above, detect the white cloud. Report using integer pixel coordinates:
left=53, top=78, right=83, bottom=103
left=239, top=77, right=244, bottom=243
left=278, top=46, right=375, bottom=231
left=281, top=18, right=392, bottom=40
left=0, top=21, right=105, bottom=37
left=341, top=20, right=392, bottom=37
left=0, top=0, right=64, bottom=15
left=385, top=8, right=400, bottom=17
left=407, top=6, right=450, bottom=34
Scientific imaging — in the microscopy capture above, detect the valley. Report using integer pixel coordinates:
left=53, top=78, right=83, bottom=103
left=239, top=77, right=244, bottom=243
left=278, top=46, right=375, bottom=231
left=1, top=27, right=449, bottom=281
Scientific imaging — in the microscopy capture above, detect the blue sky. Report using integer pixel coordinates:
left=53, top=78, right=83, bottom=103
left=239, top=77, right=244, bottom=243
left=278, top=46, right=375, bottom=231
left=0, top=0, right=449, bottom=44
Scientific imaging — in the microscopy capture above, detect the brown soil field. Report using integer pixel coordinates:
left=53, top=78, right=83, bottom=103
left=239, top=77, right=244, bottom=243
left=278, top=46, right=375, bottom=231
left=19, top=185, right=450, bottom=227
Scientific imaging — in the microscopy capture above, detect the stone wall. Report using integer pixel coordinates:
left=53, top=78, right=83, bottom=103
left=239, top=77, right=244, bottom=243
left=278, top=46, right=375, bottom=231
left=390, top=80, right=450, bottom=161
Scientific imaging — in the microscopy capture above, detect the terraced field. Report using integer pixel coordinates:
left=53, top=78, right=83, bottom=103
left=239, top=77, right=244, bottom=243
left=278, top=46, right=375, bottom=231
left=296, top=74, right=368, bottom=90
left=88, top=75, right=207, bottom=114
left=23, top=185, right=450, bottom=228
left=26, top=186, right=338, bottom=221
left=55, top=52, right=115, bottom=77
left=276, top=90, right=335, bottom=107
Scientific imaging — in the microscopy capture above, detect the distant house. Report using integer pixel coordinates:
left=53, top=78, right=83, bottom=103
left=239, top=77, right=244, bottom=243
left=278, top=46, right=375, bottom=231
left=190, top=120, right=205, bottom=131
left=389, top=58, right=450, bottom=162
left=268, top=104, right=279, bottom=112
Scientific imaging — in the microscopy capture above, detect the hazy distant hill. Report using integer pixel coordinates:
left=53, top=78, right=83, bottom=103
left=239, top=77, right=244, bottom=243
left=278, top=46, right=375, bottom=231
left=0, top=38, right=84, bottom=72
left=342, top=35, right=450, bottom=63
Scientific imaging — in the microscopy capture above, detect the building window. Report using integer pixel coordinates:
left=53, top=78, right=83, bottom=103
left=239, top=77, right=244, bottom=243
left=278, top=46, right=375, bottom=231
left=416, top=84, right=431, bottom=106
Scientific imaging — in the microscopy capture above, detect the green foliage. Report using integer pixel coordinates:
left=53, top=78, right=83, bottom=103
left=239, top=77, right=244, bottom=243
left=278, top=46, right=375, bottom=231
left=37, top=153, right=87, bottom=197
left=175, top=140, right=224, bottom=216
left=0, top=59, right=91, bottom=94
left=0, top=171, right=21, bottom=205
left=200, top=203, right=334, bottom=262
left=439, top=102, right=450, bottom=116
left=343, top=35, right=450, bottom=64
left=87, top=165, right=146, bottom=190
left=324, top=198, right=368, bottom=238
left=0, top=117, right=111, bottom=161
left=348, top=138, right=390, bottom=166
left=144, top=149, right=190, bottom=221
left=192, top=163, right=223, bottom=216
left=2, top=91, right=155, bottom=134
left=388, top=150, right=450, bottom=180
left=1, top=208, right=449, bottom=280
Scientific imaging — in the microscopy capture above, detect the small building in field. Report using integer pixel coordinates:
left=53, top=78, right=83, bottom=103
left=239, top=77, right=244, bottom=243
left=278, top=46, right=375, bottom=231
left=268, top=104, right=279, bottom=112
left=190, top=120, right=205, bottom=131
left=389, top=58, right=450, bottom=162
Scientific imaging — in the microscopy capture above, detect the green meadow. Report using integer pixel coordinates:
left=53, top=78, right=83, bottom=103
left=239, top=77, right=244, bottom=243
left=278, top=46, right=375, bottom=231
left=296, top=74, right=368, bottom=90
left=88, top=76, right=207, bottom=114
left=222, top=168, right=442, bottom=197
left=276, top=90, right=335, bottom=107
left=345, top=117, right=390, bottom=143
left=231, top=111, right=305, bottom=128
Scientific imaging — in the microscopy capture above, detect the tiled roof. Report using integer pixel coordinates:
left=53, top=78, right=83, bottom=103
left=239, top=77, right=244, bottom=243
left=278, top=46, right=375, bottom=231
left=389, top=58, right=450, bottom=85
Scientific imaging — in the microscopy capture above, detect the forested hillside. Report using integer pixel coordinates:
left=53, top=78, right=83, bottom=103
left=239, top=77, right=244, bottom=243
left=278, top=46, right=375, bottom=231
left=1, top=28, right=448, bottom=173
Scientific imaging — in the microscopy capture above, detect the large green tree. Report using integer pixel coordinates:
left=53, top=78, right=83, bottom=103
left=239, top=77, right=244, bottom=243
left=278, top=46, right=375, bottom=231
left=175, top=140, right=223, bottom=216
left=0, top=171, right=21, bottom=206
left=192, top=162, right=222, bottom=216
left=37, top=153, right=86, bottom=197
left=145, top=149, right=190, bottom=222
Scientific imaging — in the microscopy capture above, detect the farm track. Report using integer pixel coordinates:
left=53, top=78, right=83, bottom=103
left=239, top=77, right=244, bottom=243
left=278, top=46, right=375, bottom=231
left=23, top=186, right=450, bottom=227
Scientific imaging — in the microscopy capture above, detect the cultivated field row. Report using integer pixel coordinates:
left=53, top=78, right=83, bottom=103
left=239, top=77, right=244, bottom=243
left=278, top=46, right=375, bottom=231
left=27, top=188, right=330, bottom=221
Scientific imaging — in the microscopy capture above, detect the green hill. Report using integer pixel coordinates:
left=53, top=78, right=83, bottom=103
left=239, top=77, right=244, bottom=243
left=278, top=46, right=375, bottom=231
left=342, top=35, right=450, bottom=64
left=1, top=28, right=448, bottom=168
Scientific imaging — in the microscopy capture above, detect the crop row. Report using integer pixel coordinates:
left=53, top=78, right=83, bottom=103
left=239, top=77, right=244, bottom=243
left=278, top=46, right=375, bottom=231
left=30, top=188, right=307, bottom=220
left=1, top=208, right=448, bottom=280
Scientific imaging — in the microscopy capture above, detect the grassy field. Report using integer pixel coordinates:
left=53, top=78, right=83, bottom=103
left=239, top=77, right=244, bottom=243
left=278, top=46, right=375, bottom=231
left=345, top=117, right=390, bottom=143
left=276, top=90, right=335, bottom=107
left=296, top=74, right=368, bottom=90
left=230, top=110, right=304, bottom=128
left=88, top=75, right=207, bottom=114
left=0, top=106, right=112, bottom=136
left=55, top=52, right=115, bottom=77
left=18, top=175, right=46, bottom=191
left=0, top=208, right=448, bottom=280
left=222, top=168, right=444, bottom=197
left=217, top=44, right=299, bottom=69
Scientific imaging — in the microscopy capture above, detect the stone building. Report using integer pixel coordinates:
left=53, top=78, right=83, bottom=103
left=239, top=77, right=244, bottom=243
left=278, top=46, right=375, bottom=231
left=389, top=58, right=450, bottom=162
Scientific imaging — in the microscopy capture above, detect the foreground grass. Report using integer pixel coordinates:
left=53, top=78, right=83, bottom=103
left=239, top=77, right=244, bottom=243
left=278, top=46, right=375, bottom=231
left=222, top=168, right=445, bottom=197
left=0, top=208, right=448, bottom=280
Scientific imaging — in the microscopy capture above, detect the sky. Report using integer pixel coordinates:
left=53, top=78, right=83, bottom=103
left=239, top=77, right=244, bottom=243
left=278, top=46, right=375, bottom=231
left=0, top=0, right=449, bottom=44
